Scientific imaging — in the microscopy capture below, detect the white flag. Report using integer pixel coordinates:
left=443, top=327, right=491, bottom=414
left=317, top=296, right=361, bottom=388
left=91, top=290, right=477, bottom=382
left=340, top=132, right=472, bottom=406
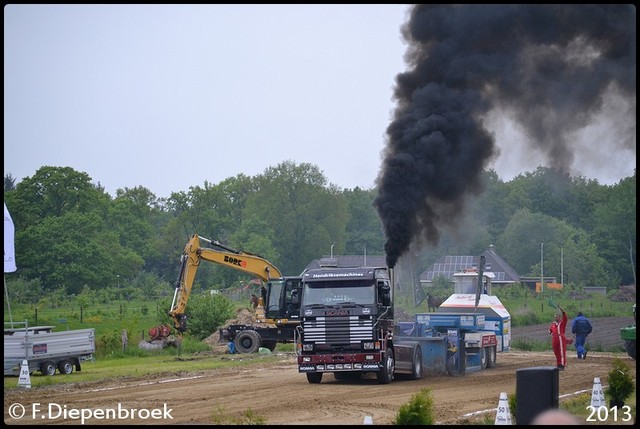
left=4, top=203, right=17, bottom=273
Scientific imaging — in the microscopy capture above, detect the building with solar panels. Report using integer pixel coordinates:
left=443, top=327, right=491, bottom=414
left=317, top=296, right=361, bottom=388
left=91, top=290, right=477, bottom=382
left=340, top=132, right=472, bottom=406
left=419, top=244, right=520, bottom=289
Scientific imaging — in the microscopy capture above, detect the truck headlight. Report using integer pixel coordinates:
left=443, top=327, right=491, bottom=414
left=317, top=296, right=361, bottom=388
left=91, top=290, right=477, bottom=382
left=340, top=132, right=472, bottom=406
left=363, top=342, right=375, bottom=350
left=302, top=344, right=314, bottom=352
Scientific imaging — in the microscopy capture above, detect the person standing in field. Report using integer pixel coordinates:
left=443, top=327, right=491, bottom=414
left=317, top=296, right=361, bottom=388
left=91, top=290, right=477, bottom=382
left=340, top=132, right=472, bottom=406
left=571, top=311, right=593, bottom=359
left=549, top=306, right=568, bottom=370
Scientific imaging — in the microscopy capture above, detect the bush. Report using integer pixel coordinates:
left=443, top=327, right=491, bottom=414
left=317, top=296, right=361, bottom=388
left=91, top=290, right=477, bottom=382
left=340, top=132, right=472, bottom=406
left=97, top=329, right=122, bottom=356
left=605, top=358, right=635, bottom=406
left=393, top=387, right=435, bottom=425
left=185, top=293, right=235, bottom=340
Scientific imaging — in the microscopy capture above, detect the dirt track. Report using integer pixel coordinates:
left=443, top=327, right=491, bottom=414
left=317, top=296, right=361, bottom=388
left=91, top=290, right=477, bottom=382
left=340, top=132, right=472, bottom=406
left=4, top=317, right=636, bottom=426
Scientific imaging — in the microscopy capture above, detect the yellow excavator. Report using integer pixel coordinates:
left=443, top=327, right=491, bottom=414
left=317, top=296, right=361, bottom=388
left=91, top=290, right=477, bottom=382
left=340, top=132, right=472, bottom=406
left=143, top=234, right=302, bottom=353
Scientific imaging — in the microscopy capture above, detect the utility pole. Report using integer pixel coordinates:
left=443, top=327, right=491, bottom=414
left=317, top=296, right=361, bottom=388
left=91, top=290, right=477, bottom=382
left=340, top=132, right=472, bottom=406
left=561, top=247, right=564, bottom=288
left=540, top=242, right=544, bottom=294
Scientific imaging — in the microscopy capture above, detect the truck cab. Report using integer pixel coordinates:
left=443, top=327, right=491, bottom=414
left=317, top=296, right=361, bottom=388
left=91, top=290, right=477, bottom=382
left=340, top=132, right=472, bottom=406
left=296, top=266, right=423, bottom=384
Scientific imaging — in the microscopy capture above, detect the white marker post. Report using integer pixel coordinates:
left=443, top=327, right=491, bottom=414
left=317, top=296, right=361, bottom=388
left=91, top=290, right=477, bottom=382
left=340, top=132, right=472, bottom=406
left=590, top=377, right=605, bottom=408
left=18, top=359, right=31, bottom=388
left=494, top=392, right=513, bottom=425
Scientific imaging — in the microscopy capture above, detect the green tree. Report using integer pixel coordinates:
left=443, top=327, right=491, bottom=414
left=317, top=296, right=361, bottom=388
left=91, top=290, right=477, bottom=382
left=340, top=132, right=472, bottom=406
left=4, top=172, right=16, bottom=192
left=498, top=208, right=615, bottom=289
left=245, top=161, right=348, bottom=274
left=591, top=173, right=636, bottom=285
left=5, top=166, right=110, bottom=228
left=16, top=212, right=144, bottom=294
left=343, top=186, right=385, bottom=255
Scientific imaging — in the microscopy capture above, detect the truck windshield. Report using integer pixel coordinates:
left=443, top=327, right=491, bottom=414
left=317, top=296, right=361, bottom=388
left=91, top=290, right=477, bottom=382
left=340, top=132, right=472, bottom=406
left=302, top=280, right=374, bottom=306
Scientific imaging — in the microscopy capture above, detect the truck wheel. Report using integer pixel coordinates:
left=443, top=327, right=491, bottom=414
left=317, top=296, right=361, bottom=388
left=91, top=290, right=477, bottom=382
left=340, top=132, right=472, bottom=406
left=40, top=361, right=57, bottom=376
left=480, top=348, right=488, bottom=369
left=58, top=360, right=74, bottom=375
left=235, top=330, right=261, bottom=354
left=306, top=372, right=323, bottom=384
left=487, top=346, right=497, bottom=368
left=411, top=346, right=423, bottom=380
left=377, top=347, right=395, bottom=384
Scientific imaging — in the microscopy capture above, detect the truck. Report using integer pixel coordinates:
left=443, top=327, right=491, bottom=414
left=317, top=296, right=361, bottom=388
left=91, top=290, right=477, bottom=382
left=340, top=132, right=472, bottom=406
left=295, top=256, right=509, bottom=383
left=4, top=322, right=95, bottom=376
left=620, top=303, right=635, bottom=360
left=156, top=234, right=303, bottom=353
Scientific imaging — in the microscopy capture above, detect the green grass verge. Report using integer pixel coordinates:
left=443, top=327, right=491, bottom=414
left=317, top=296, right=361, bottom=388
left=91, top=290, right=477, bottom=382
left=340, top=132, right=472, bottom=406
left=4, top=350, right=286, bottom=391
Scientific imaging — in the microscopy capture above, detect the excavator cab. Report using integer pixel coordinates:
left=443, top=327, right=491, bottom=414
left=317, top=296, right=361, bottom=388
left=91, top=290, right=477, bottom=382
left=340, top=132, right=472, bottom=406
left=264, top=277, right=303, bottom=322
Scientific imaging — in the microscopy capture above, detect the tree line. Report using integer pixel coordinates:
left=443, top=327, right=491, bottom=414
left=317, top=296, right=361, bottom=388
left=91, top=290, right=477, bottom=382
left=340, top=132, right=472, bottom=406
left=3, top=162, right=636, bottom=303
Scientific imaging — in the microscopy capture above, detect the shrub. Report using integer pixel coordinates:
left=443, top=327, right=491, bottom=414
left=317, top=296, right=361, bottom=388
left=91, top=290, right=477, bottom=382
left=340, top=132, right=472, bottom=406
left=185, top=293, right=235, bottom=340
left=394, top=387, right=435, bottom=425
left=97, top=329, right=122, bottom=356
left=605, top=358, right=635, bottom=406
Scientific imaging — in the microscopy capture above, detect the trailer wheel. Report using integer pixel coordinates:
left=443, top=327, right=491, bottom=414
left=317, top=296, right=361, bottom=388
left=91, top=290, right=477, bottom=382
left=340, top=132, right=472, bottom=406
left=235, top=330, right=261, bottom=354
left=487, top=346, right=497, bottom=368
left=58, top=360, right=74, bottom=375
left=480, top=348, right=488, bottom=369
left=40, top=361, right=57, bottom=376
left=377, top=347, right=395, bottom=384
left=411, top=345, right=423, bottom=380
left=306, top=372, right=323, bottom=384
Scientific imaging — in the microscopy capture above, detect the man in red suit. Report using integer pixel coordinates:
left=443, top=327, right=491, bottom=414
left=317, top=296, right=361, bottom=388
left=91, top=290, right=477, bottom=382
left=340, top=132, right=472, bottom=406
left=549, top=306, right=568, bottom=370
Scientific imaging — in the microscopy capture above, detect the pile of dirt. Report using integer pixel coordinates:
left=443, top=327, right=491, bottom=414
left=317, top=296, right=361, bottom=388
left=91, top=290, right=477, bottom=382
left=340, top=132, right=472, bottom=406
left=203, top=307, right=270, bottom=353
left=610, top=285, right=636, bottom=302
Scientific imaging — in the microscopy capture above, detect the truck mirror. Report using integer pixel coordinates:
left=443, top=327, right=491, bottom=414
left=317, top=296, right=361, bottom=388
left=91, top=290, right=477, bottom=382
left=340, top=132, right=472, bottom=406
left=380, top=282, right=390, bottom=294
left=379, top=282, right=391, bottom=306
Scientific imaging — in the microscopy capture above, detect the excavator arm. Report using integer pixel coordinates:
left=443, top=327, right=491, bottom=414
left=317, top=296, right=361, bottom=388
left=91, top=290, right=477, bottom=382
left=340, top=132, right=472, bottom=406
left=169, top=234, right=283, bottom=333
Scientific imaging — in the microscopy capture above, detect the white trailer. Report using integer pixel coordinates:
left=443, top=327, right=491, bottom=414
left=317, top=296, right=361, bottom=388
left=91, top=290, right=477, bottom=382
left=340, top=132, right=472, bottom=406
left=4, top=323, right=95, bottom=376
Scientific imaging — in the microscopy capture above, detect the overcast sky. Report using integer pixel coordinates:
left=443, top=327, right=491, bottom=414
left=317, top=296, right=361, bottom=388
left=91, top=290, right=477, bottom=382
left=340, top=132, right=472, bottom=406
left=4, top=4, right=636, bottom=199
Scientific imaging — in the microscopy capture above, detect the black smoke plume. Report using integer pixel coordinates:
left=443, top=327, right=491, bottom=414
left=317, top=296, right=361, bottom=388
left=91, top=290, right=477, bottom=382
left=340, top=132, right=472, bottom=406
left=375, top=4, right=636, bottom=268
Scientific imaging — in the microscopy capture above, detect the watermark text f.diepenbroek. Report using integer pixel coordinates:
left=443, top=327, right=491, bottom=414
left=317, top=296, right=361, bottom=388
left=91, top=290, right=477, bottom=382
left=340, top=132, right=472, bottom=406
left=7, top=402, right=173, bottom=424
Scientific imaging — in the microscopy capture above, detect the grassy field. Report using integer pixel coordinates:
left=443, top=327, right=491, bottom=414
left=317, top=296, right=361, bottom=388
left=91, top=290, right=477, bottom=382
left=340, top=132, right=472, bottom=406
left=4, top=295, right=635, bottom=424
left=4, top=292, right=633, bottom=356
left=3, top=348, right=285, bottom=390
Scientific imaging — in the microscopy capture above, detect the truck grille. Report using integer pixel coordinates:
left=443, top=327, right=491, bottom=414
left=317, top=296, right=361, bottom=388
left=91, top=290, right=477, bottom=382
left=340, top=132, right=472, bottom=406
left=303, top=316, right=373, bottom=344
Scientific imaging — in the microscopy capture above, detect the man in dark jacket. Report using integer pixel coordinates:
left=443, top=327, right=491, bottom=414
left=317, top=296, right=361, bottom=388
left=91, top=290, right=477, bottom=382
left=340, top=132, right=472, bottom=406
left=571, top=311, right=593, bottom=359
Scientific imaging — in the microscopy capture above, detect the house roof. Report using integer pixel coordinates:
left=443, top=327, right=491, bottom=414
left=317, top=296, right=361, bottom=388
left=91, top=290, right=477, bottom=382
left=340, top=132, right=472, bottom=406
left=420, top=245, right=520, bottom=284
left=304, top=246, right=520, bottom=285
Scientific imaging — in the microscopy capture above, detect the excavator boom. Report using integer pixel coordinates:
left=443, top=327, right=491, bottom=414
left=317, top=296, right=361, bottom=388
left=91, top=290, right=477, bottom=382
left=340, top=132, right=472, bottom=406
left=169, top=234, right=283, bottom=332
